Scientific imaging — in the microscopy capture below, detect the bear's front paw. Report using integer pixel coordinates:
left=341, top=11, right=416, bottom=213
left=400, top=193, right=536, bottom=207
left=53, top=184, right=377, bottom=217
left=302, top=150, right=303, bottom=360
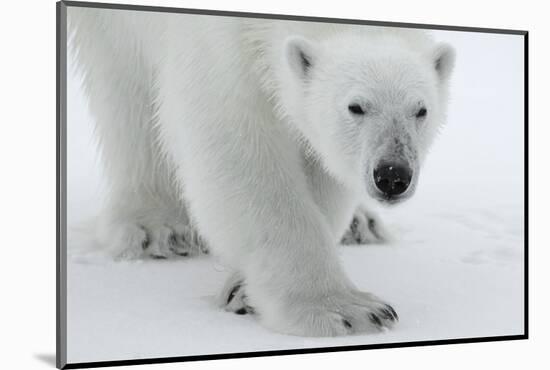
left=341, top=207, right=390, bottom=245
left=218, top=274, right=397, bottom=336
left=102, top=221, right=208, bottom=260
left=268, top=290, right=398, bottom=336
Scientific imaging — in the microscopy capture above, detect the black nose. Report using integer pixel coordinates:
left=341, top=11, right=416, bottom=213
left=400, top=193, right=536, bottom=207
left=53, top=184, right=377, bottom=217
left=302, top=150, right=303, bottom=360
left=373, top=163, right=413, bottom=197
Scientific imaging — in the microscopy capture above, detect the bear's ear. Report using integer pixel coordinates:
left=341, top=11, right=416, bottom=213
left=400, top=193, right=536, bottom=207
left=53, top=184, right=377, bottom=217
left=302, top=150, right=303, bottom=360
left=432, top=43, right=456, bottom=82
left=285, top=36, right=318, bottom=80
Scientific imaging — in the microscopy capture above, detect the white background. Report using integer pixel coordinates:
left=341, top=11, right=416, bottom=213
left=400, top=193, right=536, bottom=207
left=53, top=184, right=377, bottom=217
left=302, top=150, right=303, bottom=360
left=1, top=0, right=548, bottom=369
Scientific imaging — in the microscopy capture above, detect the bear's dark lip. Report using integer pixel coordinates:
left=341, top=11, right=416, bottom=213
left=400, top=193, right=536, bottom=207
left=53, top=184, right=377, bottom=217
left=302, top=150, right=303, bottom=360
left=375, top=194, right=409, bottom=205
left=367, top=180, right=417, bottom=205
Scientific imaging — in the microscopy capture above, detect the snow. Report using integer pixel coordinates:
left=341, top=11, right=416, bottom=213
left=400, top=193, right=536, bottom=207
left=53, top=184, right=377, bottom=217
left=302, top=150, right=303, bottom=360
left=65, top=22, right=525, bottom=364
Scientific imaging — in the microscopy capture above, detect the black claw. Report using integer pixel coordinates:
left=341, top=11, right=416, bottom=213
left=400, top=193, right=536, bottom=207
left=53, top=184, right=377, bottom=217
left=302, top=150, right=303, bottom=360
left=168, top=233, right=178, bottom=246
left=385, top=305, right=398, bottom=321
left=350, top=218, right=359, bottom=233
left=368, top=218, right=381, bottom=239
left=168, top=244, right=190, bottom=256
left=369, top=313, right=383, bottom=327
left=343, top=319, right=352, bottom=329
left=199, top=240, right=210, bottom=254
left=226, top=284, right=241, bottom=305
left=141, top=237, right=150, bottom=250
left=379, top=308, right=397, bottom=321
left=150, top=254, right=167, bottom=259
left=235, top=308, right=247, bottom=315
left=368, top=218, right=376, bottom=231
left=139, top=226, right=150, bottom=250
left=380, top=309, right=393, bottom=320
left=245, top=305, right=255, bottom=314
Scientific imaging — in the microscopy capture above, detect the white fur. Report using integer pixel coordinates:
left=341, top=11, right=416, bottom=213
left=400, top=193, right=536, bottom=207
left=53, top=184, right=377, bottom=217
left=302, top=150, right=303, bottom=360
left=69, top=8, right=454, bottom=336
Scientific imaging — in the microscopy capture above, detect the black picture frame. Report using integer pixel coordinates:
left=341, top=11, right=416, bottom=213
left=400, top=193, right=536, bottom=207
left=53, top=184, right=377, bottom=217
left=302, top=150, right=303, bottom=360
left=56, top=1, right=529, bottom=368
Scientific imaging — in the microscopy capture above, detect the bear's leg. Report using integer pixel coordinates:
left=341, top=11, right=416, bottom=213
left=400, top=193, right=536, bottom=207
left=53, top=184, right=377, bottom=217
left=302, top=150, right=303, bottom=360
left=158, top=101, right=397, bottom=335
left=219, top=162, right=390, bottom=315
left=303, top=154, right=358, bottom=242
left=86, top=78, right=206, bottom=260
left=303, top=154, right=389, bottom=245
left=70, top=15, right=206, bottom=259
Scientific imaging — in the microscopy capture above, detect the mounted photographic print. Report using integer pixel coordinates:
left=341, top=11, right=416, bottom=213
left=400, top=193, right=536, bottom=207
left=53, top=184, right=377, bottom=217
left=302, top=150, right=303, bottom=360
left=56, top=1, right=528, bottom=368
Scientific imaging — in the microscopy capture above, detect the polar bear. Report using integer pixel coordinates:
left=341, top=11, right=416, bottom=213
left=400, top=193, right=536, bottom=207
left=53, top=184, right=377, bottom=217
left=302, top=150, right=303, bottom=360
left=69, top=8, right=454, bottom=336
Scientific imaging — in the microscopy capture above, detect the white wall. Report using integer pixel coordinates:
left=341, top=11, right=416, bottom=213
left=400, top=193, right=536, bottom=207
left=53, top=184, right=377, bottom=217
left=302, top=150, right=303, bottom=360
left=1, top=1, right=545, bottom=370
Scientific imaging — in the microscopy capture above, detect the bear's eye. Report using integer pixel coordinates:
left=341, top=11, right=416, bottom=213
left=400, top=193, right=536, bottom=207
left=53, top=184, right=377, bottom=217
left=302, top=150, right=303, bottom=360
left=416, top=107, right=428, bottom=119
left=348, top=104, right=365, bottom=115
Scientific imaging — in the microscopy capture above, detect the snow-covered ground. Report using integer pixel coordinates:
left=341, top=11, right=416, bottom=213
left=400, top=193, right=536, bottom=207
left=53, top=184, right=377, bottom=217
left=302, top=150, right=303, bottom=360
left=65, top=20, right=525, bottom=364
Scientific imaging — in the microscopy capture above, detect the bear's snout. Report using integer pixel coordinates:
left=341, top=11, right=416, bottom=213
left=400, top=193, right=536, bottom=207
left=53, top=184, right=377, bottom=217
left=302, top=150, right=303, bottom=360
left=373, top=162, right=413, bottom=198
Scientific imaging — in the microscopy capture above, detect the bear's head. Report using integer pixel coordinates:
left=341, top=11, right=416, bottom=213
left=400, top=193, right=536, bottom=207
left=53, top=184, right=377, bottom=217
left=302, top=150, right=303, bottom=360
left=280, top=29, right=455, bottom=204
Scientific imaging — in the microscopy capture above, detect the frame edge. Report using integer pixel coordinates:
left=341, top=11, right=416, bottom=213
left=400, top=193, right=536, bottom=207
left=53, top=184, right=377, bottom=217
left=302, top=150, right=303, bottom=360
left=57, top=1, right=68, bottom=369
